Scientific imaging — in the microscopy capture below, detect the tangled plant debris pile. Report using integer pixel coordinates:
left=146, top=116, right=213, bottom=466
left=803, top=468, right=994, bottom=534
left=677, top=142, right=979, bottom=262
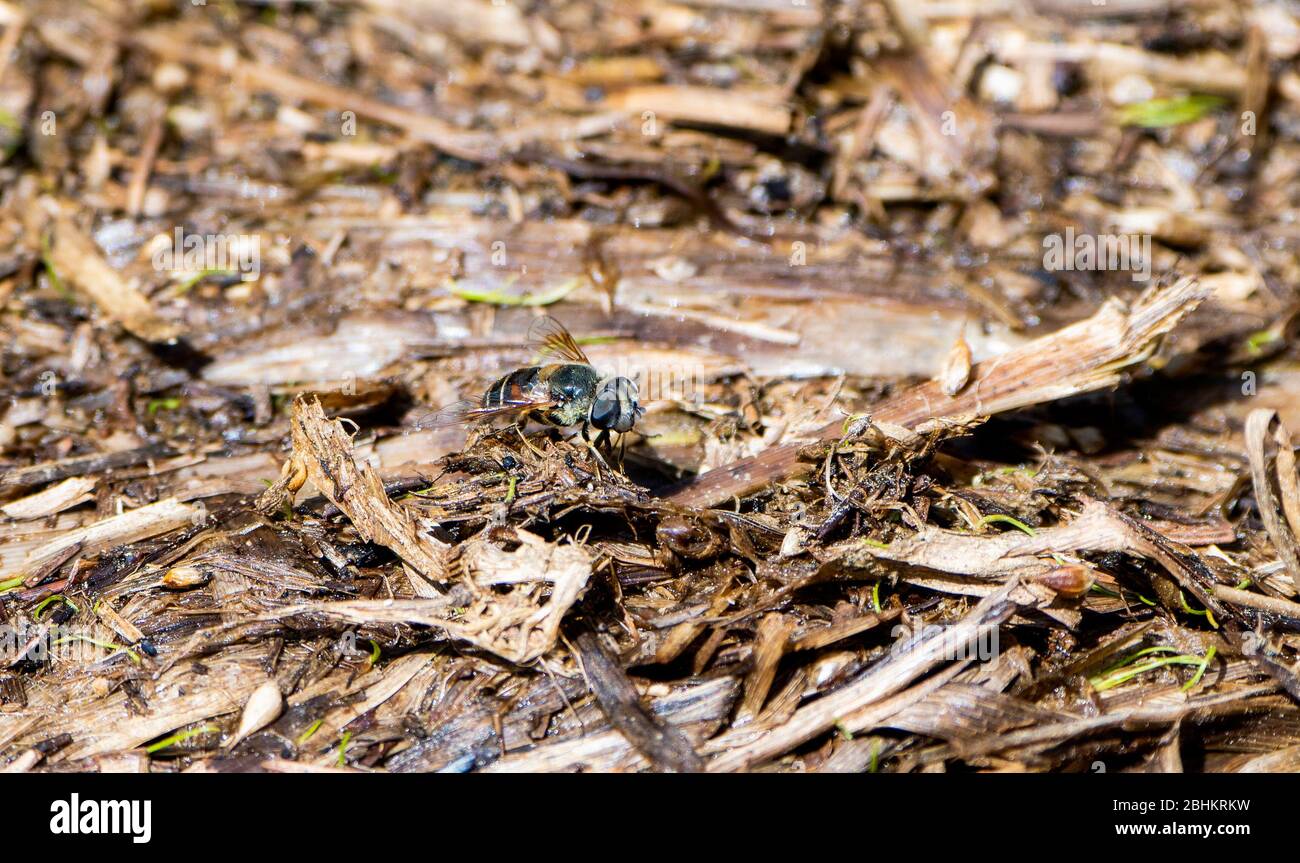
left=4, top=0, right=1300, bottom=772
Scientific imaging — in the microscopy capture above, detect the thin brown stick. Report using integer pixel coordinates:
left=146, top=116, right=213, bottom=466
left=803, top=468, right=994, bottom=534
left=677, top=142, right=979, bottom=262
left=125, top=103, right=165, bottom=218
left=574, top=631, right=705, bottom=773
left=1213, top=585, right=1300, bottom=620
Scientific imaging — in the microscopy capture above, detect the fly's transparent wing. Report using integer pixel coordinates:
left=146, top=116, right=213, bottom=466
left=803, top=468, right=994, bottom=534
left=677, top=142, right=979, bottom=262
left=527, top=315, right=590, bottom=365
left=406, top=399, right=482, bottom=431
left=407, top=397, right=558, bottom=431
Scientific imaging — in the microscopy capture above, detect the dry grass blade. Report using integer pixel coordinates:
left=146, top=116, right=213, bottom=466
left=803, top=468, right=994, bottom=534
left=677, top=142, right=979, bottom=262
left=1212, top=585, right=1300, bottom=621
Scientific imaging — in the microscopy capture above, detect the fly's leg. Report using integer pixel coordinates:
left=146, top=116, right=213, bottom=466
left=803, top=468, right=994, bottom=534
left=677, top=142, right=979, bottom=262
left=579, top=421, right=609, bottom=477
left=591, top=428, right=627, bottom=473
left=595, top=428, right=627, bottom=473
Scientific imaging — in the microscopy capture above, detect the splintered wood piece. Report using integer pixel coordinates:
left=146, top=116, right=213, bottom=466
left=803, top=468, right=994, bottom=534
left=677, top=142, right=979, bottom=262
left=0, top=477, right=95, bottom=519
left=737, top=613, right=795, bottom=723
left=666, top=277, right=1209, bottom=508
left=265, top=397, right=449, bottom=588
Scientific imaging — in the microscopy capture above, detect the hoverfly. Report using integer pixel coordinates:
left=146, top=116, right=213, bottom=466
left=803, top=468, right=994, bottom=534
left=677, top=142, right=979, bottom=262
left=414, top=316, right=643, bottom=449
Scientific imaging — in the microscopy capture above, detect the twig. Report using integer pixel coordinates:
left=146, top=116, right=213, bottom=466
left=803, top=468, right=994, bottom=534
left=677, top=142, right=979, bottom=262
left=125, top=102, right=165, bottom=218
left=574, top=631, right=704, bottom=773
left=1213, top=584, right=1300, bottom=621
left=0, top=442, right=177, bottom=491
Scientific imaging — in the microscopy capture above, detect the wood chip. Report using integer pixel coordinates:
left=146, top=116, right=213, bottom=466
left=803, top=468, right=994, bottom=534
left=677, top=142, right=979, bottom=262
left=47, top=213, right=180, bottom=342
left=6, top=497, right=198, bottom=582
left=0, top=476, right=95, bottom=519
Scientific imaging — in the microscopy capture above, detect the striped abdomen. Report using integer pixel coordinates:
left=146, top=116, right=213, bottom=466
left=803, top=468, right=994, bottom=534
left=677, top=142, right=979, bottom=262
left=483, top=366, right=544, bottom=410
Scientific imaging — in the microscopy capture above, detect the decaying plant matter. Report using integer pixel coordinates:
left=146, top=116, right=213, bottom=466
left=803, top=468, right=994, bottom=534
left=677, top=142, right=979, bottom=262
left=6, top=0, right=1300, bottom=774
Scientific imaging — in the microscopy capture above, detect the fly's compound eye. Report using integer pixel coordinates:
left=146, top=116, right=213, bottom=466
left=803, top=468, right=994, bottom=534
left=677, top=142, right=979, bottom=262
left=589, top=389, right=620, bottom=430
left=590, top=377, right=639, bottom=432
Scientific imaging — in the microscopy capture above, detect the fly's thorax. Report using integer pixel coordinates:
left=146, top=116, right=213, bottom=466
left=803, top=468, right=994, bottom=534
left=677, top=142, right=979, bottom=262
left=541, top=363, right=599, bottom=426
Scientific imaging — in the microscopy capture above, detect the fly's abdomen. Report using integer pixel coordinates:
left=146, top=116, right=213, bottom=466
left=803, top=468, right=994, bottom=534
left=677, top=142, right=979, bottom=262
left=483, top=367, right=541, bottom=408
